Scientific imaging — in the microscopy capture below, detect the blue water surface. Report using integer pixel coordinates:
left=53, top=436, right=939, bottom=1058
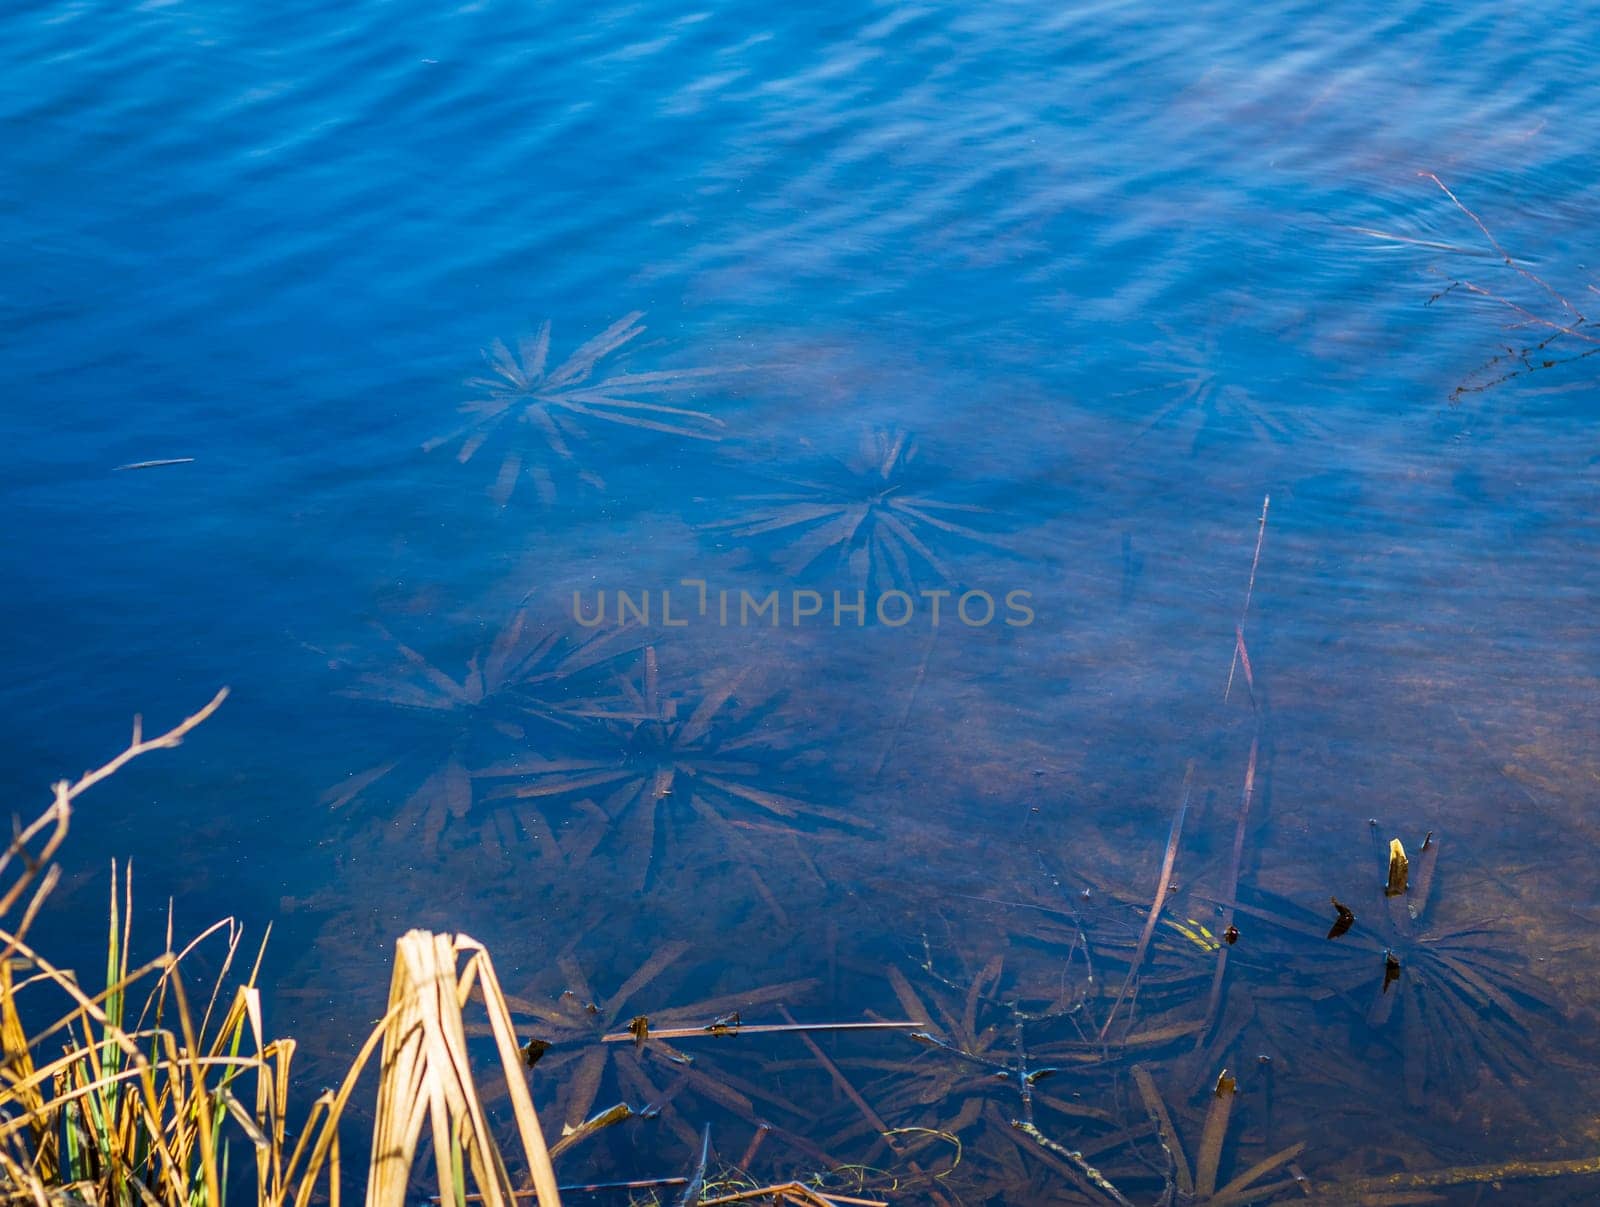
left=5, top=0, right=1600, bottom=1199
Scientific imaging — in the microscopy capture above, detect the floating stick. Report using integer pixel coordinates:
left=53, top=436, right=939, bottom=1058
left=700, top=1186, right=887, bottom=1207
left=776, top=1005, right=897, bottom=1164
left=113, top=458, right=195, bottom=471
left=547, top=1103, right=632, bottom=1159
left=1325, top=1149, right=1600, bottom=1197
left=438, top=1178, right=690, bottom=1202
left=1421, top=172, right=1579, bottom=318
left=601, top=1018, right=925, bottom=1044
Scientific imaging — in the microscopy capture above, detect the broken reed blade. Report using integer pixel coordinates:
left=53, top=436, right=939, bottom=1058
left=1385, top=838, right=1409, bottom=897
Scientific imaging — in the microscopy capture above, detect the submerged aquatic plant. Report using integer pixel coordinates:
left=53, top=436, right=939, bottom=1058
left=478, top=647, right=860, bottom=891
left=1118, top=318, right=1304, bottom=455
left=833, top=939, right=1153, bottom=1207
left=488, top=942, right=818, bottom=1143
left=426, top=312, right=728, bottom=505
left=322, top=610, right=641, bottom=852
left=704, top=427, right=1006, bottom=595
left=1232, top=830, right=1556, bottom=1111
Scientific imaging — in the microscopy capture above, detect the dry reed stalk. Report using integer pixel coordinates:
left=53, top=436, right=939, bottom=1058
left=366, top=931, right=562, bottom=1207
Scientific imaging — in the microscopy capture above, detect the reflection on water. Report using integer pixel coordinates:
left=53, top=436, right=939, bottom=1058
left=5, top=0, right=1600, bottom=1200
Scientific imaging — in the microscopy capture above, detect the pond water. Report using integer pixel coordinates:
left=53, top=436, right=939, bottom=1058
left=5, top=0, right=1600, bottom=1201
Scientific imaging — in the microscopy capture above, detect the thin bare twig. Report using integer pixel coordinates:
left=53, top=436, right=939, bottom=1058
left=1224, top=497, right=1269, bottom=705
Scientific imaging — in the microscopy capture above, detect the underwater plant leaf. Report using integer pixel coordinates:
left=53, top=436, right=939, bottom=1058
left=1194, top=1070, right=1236, bottom=1198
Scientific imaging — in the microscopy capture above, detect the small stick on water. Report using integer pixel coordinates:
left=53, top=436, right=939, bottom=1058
left=113, top=458, right=196, bottom=472
left=547, top=1102, right=633, bottom=1159
left=1099, top=762, right=1193, bottom=1041
left=701, top=1187, right=887, bottom=1207
left=600, top=1019, right=926, bottom=1044
left=1225, top=496, right=1270, bottom=704
left=1328, top=1151, right=1600, bottom=1198
left=1232, top=627, right=1255, bottom=704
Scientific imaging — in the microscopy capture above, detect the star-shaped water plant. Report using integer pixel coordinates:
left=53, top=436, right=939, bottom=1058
left=1231, top=830, right=1556, bottom=1111
left=1118, top=319, right=1305, bottom=456
left=478, top=648, right=860, bottom=891
left=482, top=942, right=817, bottom=1143
left=321, top=610, right=642, bottom=853
left=426, top=312, right=728, bottom=505
left=704, top=427, right=1006, bottom=595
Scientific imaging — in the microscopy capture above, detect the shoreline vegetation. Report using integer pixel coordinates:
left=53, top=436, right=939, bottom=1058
left=0, top=689, right=562, bottom=1207
left=4, top=501, right=1600, bottom=1205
